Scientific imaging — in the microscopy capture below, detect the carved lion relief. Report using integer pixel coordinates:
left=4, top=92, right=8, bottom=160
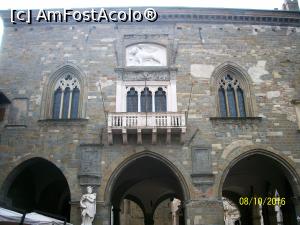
left=126, top=43, right=167, bottom=67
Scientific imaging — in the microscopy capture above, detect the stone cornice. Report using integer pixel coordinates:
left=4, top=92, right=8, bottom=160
left=291, top=99, right=300, bottom=104
left=0, top=7, right=299, bottom=27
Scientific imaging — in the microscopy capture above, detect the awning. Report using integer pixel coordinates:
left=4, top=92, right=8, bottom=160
left=0, top=208, right=71, bottom=225
left=0, top=207, right=23, bottom=223
left=25, top=212, right=70, bottom=225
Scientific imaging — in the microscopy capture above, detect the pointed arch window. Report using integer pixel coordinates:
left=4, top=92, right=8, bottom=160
left=237, top=87, right=246, bottom=117
left=218, top=74, right=246, bottom=117
left=155, top=87, right=166, bottom=112
left=218, top=87, right=227, bottom=117
left=71, top=87, right=80, bottom=118
left=52, top=88, right=62, bottom=119
left=127, top=88, right=138, bottom=112
left=141, top=87, right=152, bottom=112
left=52, top=74, right=81, bottom=119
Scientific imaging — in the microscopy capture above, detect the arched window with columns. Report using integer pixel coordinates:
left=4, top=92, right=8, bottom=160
left=211, top=62, right=255, bottom=118
left=118, top=81, right=176, bottom=113
left=52, top=74, right=81, bottom=119
left=155, top=87, right=167, bottom=112
left=41, top=65, right=86, bottom=119
left=141, top=87, right=152, bottom=112
left=127, top=88, right=138, bottom=112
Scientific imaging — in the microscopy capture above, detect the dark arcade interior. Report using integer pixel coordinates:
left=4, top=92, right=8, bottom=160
left=1, top=158, right=71, bottom=221
left=110, top=156, right=185, bottom=225
left=223, top=154, right=297, bottom=225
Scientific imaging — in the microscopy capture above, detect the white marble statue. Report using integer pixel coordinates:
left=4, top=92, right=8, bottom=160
left=80, top=186, right=97, bottom=225
left=126, top=44, right=167, bottom=66
left=171, top=198, right=181, bottom=225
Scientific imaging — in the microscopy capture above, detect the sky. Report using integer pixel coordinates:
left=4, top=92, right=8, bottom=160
left=0, top=0, right=285, bottom=10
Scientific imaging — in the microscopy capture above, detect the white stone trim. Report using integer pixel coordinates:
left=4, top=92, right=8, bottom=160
left=40, top=64, right=87, bottom=119
left=54, top=74, right=80, bottom=91
left=115, top=80, right=177, bottom=112
left=294, top=102, right=300, bottom=129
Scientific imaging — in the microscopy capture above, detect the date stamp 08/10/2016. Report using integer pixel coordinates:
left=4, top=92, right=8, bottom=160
left=239, top=197, right=286, bottom=206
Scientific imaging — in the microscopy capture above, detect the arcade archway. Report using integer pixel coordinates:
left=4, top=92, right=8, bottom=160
left=222, top=153, right=298, bottom=225
left=107, top=153, right=189, bottom=225
left=0, top=157, right=71, bottom=221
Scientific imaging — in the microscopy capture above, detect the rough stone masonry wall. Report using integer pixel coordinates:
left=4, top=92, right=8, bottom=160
left=0, top=17, right=299, bottom=225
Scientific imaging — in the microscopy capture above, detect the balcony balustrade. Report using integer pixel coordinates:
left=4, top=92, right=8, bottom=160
left=107, top=112, right=186, bottom=144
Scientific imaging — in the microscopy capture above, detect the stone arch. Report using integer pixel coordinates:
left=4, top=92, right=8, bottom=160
left=118, top=198, right=145, bottom=225
left=210, top=61, right=256, bottom=117
left=217, top=147, right=300, bottom=198
left=217, top=147, right=300, bottom=225
left=0, top=157, right=71, bottom=221
left=152, top=193, right=176, bottom=215
left=104, top=151, right=190, bottom=225
left=125, top=194, right=146, bottom=216
left=104, top=151, right=190, bottom=204
left=40, top=63, right=87, bottom=119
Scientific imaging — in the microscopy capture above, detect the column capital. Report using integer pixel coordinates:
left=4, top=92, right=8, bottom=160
left=112, top=207, right=121, bottom=213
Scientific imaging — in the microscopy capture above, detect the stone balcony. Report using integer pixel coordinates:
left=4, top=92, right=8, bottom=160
left=107, top=112, right=186, bottom=145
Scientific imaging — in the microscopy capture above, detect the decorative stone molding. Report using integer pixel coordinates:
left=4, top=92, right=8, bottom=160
left=114, top=35, right=179, bottom=115
left=2, top=8, right=300, bottom=27
left=210, top=117, right=262, bottom=126
left=115, top=80, right=178, bottom=112
left=37, top=118, right=88, bottom=126
left=210, top=62, right=257, bottom=118
left=54, top=74, right=80, bottom=91
left=291, top=99, right=300, bottom=130
left=126, top=43, right=167, bottom=67
left=78, top=144, right=102, bottom=187
left=158, top=9, right=300, bottom=27
left=116, top=69, right=172, bottom=81
left=190, top=147, right=214, bottom=190
left=185, top=199, right=223, bottom=208
left=6, top=98, right=28, bottom=128
left=114, top=34, right=179, bottom=69
left=40, top=64, right=87, bottom=120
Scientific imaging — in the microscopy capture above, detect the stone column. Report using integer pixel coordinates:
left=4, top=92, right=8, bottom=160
left=144, top=214, right=154, bottom=225
left=152, top=128, right=157, bottom=144
left=70, top=201, right=81, bottom=225
left=151, top=91, right=155, bottom=112
left=96, top=203, right=112, bottom=225
left=138, top=92, right=141, bottom=112
left=251, top=203, right=262, bottom=225
left=166, top=128, right=171, bottom=144
left=282, top=196, right=299, bottom=225
left=294, top=198, right=300, bottom=224
left=262, top=204, right=270, bottom=225
left=240, top=206, right=252, bottom=225
left=268, top=207, right=278, bottom=225
left=137, top=128, right=142, bottom=144
left=112, top=207, right=121, bottom=225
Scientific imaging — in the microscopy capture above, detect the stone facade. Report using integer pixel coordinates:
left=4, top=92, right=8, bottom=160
left=0, top=6, right=300, bottom=225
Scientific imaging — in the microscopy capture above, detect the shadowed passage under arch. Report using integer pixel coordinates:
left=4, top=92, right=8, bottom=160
left=107, top=153, right=189, bottom=225
left=222, top=153, right=298, bottom=225
left=0, top=157, right=71, bottom=221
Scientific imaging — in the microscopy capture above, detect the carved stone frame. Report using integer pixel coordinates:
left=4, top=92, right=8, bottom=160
left=210, top=61, right=257, bottom=118
left=114, top=34, right=179, bottom=113
left=291, top=99, right=300, bottom=131
left=114, top=34, right=178, bottom=70
left=40, top=64, right=87, bottom=120
left=190, top=146, right=214, bottom=190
